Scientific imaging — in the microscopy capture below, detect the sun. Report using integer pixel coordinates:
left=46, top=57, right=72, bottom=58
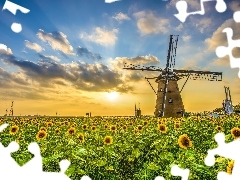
left=107, top=91, right=119, bottom=101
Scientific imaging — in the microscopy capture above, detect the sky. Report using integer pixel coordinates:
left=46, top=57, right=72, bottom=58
left=0, top=0, right=239, bottom=116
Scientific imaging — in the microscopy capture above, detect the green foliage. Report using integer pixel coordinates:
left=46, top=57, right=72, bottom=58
left=0, top=114, right=239, bottom=179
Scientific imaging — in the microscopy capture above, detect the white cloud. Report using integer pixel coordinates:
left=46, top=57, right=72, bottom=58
left=195, top=18, right=212, bottom=33
left=45, top=55, right=60, bottom=62
left=108, top=55, right=161, bottom=82
left=37, top=29, right=74, bottom=55
left=112, top=12, right=130, bottom=22
left=0, top=44, right=12, bottom=55
left=175, top=24, right=183, bottom=31
left=205, top=18, right=240, bottom=67
left=211, top=57, right=229, bottom=67
left=133, top=11, right=170, bottom=35
left=205, top=19, right=240, bottom=51
left=80, top=27, right=118, bottom=46
left=182, top=35, right=191, bottom=42
left=24, top=40, right=43, bottom=52
left=109, top=54, right=160, bottom=72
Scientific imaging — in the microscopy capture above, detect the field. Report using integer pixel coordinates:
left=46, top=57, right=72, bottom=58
left=0, top=115, right=240, bottom=180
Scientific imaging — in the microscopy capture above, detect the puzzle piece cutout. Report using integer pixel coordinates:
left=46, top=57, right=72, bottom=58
left=105, top=0, right=120, bottom=3
left=154, top=164, right=190, bottom=180
left=2, top=0, right=30, bottom=33
left=233, top=11, right=240, bottom=23
left=215, top=13, right=240, bottom=79
left=174, top=0, right=227, bottom=22
left=205, top=132, right=240, bottom=180
left=0, top=123, right=92, bottom=180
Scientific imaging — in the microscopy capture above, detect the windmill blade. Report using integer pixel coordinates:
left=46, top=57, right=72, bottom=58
left=169, top=35, right=179, bottom=70
left=161, top=35, right=179, bottom=117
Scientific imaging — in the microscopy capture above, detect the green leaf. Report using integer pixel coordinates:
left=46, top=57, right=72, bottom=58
left=147, top=162, right=160, bottom=171
left=185, top=149, right=195, bottom=157
left=75, top=148, right=87, bottom=155
left=225, top=134, right=232, bottom=141
left=65, top=165, right=76, bottom=176
left=96, top=159, right=107, bottom=167
left=132, top=148, right=141, bottom=158
left=166, top=152, right=174, bottom=161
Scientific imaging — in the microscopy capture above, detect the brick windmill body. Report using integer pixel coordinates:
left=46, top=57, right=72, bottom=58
left=124, top=35, right=222, bottom=118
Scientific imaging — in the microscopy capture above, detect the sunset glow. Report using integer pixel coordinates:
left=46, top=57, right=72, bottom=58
left=107, top=91, right=119, bottom=101
left=0, top=0, right=239, bottom=116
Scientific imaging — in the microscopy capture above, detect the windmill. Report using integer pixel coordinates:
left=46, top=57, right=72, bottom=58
left=123, top=35, right=222, bottom=118
left=223, top=86, right=234, bottom=115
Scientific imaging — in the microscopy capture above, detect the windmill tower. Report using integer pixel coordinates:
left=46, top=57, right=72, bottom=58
left=223, top=86, right=233, bottom=114
left=123, top=35, right=222, bottom=118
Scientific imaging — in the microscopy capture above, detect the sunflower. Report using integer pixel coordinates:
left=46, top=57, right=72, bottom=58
left=78, top=133, right=85, bottom=143
left=215, top=126, right=223, bottom=132
left=231, top=127, right=240, bottom=139
left=71, top=123, right=77, bottom=128
left=158, top=120, right=164, bottom=125
left=133, top=128, right=139, bottom=135
left=40, top=127, right=47, bottom=132
left=104, top=136, right=113, bottom=145
left=9, top=125, right=19, bottom=135
left=129, top=122, right=133, bottom=126
left=64, top=121, right=70, bottom=126
left=137, top=125, right=143, bottom=131
left=82, top=124, right=88, bottom=130
left=36, top=130, right=47, bottom=140
left=104, top=124, right=108, bottom=129
left=143, top=120, right=148, bottom=126
left=122, top=125, right=127, bottom=131
left=91, top=126, right=96, bottom=131
left=54, top=128, right=60, bottom=135
left=178, top=134, right=192, bottom=149
left=227, top=160, right=234, bottom=174
left=110, top=125, right=117, bottom=132
left=46, top=122, right=53, bottom=127
left=174, top=123, right=180, bottom=130
left=67, top=127, right=76, bottom=135
left=158, top=124, right=167, bottom=133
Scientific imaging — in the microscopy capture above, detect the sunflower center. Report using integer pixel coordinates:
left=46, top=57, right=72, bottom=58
left=79, top=135, right=84, bottom=141
left=39, top=133, right=45, bottom=138
left=160, top=126, right=165, bottom=131
left=233, top=130, right=240, bottom=137
left=11, top=128, right=17, bottom=132
left=105, top=138, right=110, bottom=143
left=182, top=137, right=190, bottom=146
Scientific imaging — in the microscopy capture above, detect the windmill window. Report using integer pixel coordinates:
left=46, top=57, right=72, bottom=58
left=169, top=98, right=173, bottom=103
left=160, top=88, right=163, bottom=92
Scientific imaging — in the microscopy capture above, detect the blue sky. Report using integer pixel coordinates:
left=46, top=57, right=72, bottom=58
left=0, top=0, right=239, bottom=116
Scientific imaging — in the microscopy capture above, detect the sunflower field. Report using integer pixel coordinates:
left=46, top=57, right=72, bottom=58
left=0, top=114, right=240, bottom=179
